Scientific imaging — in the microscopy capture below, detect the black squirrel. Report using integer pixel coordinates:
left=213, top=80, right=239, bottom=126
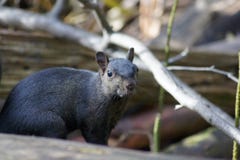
left=0, top=48, right=138, bottom=145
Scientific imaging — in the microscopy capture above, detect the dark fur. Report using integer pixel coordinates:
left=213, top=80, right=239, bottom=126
left=0, top=50, right=137, bottom=145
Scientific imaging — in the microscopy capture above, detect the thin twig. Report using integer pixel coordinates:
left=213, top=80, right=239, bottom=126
left=47, top=0, right=67, bottom=19
left=168, top=47, right=189, bottom=64
left=168, top=65, right=238, bottom=83
left=78, top=0, right=112, bottom=33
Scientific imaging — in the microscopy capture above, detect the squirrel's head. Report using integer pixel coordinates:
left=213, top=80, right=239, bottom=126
left=96, top=48, right=138, bottom=98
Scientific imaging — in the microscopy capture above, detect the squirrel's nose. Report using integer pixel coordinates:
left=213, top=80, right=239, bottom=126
left=126, top=83, right=135, bottom=91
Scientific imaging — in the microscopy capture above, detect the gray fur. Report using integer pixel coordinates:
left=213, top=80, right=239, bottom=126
left=0, top=50, right=137, bottom=145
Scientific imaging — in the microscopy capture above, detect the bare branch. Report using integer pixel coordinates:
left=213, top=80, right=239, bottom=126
left=168, top=47, right=189, bottom=64
left=0, top=6, right=240, bottom=144
left=0, top=6, right=104, bottom=50
left=168, top=65, right=238, bottom=83
left=47, top=0, right=68, bottom=19
left=78, top=0, right=112, bottom=50
left=78, top=0, right=112, bottom=33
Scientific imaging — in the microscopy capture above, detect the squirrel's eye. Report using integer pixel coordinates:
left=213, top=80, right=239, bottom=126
left=107, top=70, right=113, bottom=77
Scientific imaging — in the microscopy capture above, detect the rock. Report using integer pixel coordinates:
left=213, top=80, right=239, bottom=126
left=164, top=128, right=233, bottom=159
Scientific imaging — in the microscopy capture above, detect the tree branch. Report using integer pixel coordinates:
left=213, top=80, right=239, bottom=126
left=78, top=0, right=112, bottom=33
left=0, top=6, right=240, bottom=144
left=0, top=6, right=104, bottom=50
left=47, top=0, right=68, bottom=19
left=168, top=47, right=189, bottom=64
left=78, top=0, right=112, bottom=50
left=168, top=65, right=238, bottom=83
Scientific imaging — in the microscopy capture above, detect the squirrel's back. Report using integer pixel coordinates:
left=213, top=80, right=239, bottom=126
left=1, top=67, right=97, bottom=111
left=0, top=67, right=98, bottom=133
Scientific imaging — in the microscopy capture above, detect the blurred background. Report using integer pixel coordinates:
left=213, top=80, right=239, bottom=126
left=0, top=0, right=240, bottom=159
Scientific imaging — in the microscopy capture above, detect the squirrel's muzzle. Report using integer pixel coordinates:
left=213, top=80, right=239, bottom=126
left=126, top=82, right=135, bottom=92
left=116, top=79, right=136, bottom=98
left=124, top=79, right=136, bottom=95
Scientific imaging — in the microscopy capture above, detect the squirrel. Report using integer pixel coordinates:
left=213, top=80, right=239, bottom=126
left=0, top=48, right=138, bottom=145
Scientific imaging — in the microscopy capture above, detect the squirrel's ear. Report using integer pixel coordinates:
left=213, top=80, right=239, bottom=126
left=96, top=51, right=109, bottom=73
left=127, top=48, right=134, bottom=62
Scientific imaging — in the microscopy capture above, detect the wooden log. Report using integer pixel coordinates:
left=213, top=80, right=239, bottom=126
left=164, top=128, right=233, bottom=159
left=0, top=29, right=237, bottom=110
left=0, top=133, right=220, bottom=160
left=111, top=107, right=210, bottom=149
